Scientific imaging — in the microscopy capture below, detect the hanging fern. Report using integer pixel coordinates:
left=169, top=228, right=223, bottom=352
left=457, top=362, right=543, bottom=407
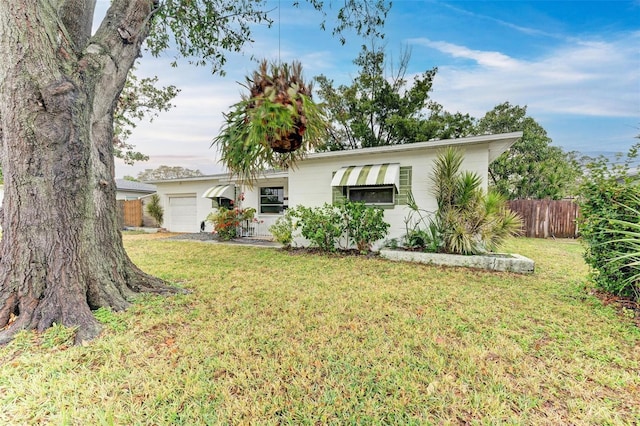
left=212, top=60, right=328, bottom=185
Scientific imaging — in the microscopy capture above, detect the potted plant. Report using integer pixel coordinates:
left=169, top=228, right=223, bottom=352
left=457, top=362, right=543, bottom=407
left=212, top=60, right=327, bottom=184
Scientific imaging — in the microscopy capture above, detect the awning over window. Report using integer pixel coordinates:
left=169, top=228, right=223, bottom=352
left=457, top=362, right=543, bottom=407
left=331, top=163, right=400, bottom=189
left=202, top=185, right=235, bottom=200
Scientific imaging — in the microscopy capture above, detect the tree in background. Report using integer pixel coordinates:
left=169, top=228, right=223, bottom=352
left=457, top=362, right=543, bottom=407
left=475, top=102, right=582, bottom=200
left=314, top=45, right=474, bottom=150
left=114, top=64, right=180, bottom=165
left=137, top=165, right=203, bottom=181
left=0, top=0, right=390, bottom=344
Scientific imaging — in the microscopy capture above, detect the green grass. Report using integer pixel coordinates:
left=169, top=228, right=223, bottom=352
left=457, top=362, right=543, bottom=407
left=0, top=235, right=638, bottom=425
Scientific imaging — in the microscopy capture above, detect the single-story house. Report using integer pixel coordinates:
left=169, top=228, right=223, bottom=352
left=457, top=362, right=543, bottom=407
left=146, top=132, right=522, bottom=242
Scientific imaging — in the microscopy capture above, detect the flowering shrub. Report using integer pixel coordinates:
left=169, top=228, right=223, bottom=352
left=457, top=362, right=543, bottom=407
left=206, top=206, right=256, bottom=241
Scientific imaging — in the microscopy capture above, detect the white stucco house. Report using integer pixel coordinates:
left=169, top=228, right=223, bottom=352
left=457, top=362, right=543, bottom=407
left=146, top=132, right=522, bottom=241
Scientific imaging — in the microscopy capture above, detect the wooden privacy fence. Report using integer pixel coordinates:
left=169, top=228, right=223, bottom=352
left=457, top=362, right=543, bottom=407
left=507, top=199, right=579, bottom=239
left=117, top=199, right=143, bottom=228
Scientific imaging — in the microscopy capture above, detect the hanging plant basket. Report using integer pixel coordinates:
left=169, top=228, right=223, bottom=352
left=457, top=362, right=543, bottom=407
left=212, top=60, right=327, bottom=185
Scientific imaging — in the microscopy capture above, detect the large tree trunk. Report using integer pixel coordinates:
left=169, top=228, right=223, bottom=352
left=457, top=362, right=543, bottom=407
left=0, top=1, right=180, bottom=344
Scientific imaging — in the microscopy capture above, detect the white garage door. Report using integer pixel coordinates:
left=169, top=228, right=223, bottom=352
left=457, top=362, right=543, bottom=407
left=169, top=196, right=197, bottom=233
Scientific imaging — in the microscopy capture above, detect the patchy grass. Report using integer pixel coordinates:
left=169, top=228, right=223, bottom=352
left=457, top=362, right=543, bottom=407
left=0, top=236, right=638, bottom=424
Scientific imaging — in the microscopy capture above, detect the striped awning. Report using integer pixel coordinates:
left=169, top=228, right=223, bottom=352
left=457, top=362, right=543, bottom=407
left=202, top=185, right=235, bottom=199
left=331, top=163, right=400, bottom=189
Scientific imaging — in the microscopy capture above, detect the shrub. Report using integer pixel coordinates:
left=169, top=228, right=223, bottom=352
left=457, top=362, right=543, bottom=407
left=602, top=195, right=640, bottom=300
left=269, top=211, right=295, bottom=248
left=290, top=204, right=343, bottom=252
left=207, top=208, right=238, bottom=240
left=402, top=191, right=443, bottom=252
left=146, top=194, right=164, bottom=227
left=289, top=202, right=391, bottom=253
left=206, top=207, right=256, bottom=241
left=341, top=201, right=390, bottom=252
left=578, top=143, right=640, bottom=299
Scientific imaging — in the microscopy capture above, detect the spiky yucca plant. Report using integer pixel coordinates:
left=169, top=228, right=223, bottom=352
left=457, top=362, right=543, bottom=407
left=213, top=60, right=327, bottom=185
left=431, top=147, right=522, bottom=255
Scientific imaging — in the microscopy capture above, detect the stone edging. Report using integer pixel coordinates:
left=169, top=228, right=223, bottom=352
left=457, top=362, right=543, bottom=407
left=379, top=249, right=535, bottom=274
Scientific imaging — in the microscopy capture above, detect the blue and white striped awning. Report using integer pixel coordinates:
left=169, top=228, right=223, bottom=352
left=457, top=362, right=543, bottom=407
left=202, top=185, right=235, bottom=199
left=331, top=163, right=400, bottom=189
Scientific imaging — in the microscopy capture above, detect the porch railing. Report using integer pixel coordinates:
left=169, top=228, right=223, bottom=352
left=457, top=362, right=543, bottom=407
left=238, top=215, right=281, bottom=239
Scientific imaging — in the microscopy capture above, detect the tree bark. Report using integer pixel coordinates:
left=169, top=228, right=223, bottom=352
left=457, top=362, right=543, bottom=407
left=0, top=0, right=181, bottom=345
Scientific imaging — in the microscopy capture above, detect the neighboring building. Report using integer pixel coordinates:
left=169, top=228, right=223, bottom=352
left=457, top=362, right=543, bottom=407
left=115, top=179, right=158, bottom=228
left=147, top=132, right=522, bottom=242
left=115, top=179, right=157, bottom=200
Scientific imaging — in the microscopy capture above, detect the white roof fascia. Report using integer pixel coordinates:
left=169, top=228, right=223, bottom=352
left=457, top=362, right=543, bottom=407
left=305, top=132, right=523, bottom=163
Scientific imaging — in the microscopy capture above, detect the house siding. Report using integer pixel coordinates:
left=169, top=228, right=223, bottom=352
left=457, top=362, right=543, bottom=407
left=290, top=143, right=492, bottom=244
left=149, top=133, right=520, bottom=237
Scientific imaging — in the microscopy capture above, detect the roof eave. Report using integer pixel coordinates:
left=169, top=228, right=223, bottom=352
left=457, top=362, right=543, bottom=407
left=305, top=132, right=523, bottom=162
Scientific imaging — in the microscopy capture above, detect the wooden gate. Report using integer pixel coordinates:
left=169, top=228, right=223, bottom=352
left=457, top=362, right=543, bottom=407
left=507, top=199, right=579, bottom=238
left=117, top=199, right=143, bottom=228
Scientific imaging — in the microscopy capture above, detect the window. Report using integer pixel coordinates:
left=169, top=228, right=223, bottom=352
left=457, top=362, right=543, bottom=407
left=217, top=197, right=234, bottom=209
left=260, top=187, right=284, bottom=214
left=332, top=166, right=411, bottom=206
left=347, top=186, right=395, bottom=205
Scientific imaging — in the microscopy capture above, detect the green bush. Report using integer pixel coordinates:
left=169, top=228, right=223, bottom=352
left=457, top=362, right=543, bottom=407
left=290, top=202, right=390, bottom=253
left=402, top=191, right=443, bottom=252
left=341, top=201, right=390, bottom=252
left=290, top=204, right=343, bottom=252
left=432, top=148, right=522, bottom=255
left=578, top=144, right=640, bottom=299
left=603, top=195, right=640, bottom=300
left=269, top=211, right=295, bottom=248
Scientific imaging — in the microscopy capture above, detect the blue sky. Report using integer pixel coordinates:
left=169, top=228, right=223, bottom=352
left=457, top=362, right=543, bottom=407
left=93, top=1, right=640, bottom=178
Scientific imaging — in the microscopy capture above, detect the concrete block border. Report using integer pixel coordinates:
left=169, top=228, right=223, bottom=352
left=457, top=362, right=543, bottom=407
left=379, top=249, right=535, bottom=274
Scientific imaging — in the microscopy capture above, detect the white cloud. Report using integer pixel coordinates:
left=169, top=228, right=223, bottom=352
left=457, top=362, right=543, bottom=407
left=408, top=32, right=640, bottom=119
left=414, top=39, right=521, bottom=70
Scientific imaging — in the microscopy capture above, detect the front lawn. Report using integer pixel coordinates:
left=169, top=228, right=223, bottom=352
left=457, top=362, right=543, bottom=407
left=0, top=235, right=638, bottom=424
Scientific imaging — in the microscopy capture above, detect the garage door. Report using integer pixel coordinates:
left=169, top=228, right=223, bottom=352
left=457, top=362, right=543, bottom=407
left=169, top=196, right=197, bottom=233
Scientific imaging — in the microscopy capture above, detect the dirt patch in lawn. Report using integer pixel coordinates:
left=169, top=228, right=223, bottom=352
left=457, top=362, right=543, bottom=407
left=590, top=289, right=640, bottom=328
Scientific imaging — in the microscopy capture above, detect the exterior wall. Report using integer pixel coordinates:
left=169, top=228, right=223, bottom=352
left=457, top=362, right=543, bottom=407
left=242, top=176, right=289, bottom=234
left=149, top=133, right=520, bottom=237
left=152, top=173, right=288, bottom=234
left=153, top=178, right=222, bottom=233
left=289, top=143, right=491, bottom=244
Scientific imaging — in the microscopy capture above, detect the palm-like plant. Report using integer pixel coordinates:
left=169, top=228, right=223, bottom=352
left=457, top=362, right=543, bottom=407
left=431, top=147, right=522, bottom=255
left=601, top=194, right=640, bottom=300
left=213, top=60, right=327, bottom=185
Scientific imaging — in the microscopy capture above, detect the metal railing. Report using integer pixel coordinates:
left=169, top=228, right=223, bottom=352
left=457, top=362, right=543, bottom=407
left=237, top=215, right=281, bottom=239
